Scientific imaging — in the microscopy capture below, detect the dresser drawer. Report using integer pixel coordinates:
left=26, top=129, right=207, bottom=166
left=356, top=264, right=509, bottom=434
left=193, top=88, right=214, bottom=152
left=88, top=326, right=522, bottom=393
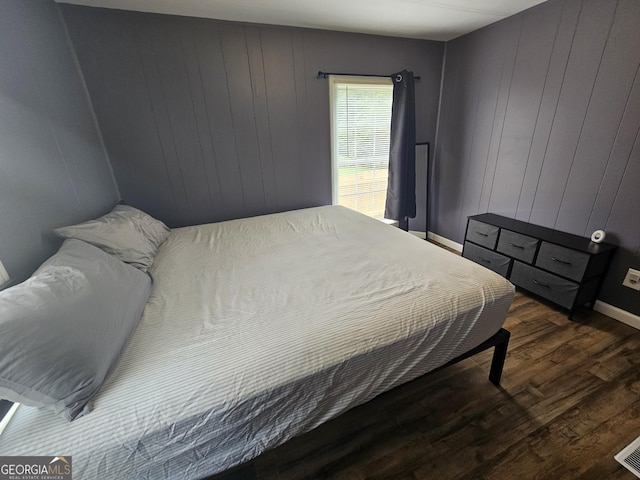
left=510, top=261, right=578, bottom=310
left=535, top=242, right=589, bottom=282
left=466, top=219, right=499, bottom=249
left=463, top=242, right=511, bottom=277
left=497, top=229, right=538, bottom=264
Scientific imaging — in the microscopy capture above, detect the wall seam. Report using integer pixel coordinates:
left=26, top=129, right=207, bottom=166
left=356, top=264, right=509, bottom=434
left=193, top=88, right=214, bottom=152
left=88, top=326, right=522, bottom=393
left=515, top=3, right=564, bottom=219
left=219, top=26, right=248, bottom=213
left=553, top=0, right=619, bottom=230
left=487, top=15, right=524, bottom=215
left=134, top=17, right=182, bottom=218
left=291, top=31, right=304, bottom=205
left=527, top=0, right=583, bottom=223
left=193, top=24, right=227, bottom=218
left=259, top=28, right=280, bottom=211
left=179, top=21, right=216, bottom=217
left=604, top=125, right=640, bottom=231
left=57, top=4, right=121, bottom=201
left=455, top=75, right=482, bottom=236
left=477, top=30, right=507, bottom=216
left=244, top=26, right=268, bottom=212
left=432, top=41, right=447, bottom=184
left=584, top=58, right=640, bottom=236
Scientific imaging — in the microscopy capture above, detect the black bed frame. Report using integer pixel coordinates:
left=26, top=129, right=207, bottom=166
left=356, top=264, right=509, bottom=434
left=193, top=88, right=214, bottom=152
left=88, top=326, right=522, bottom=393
left=431, top=327, right=511, bottom=385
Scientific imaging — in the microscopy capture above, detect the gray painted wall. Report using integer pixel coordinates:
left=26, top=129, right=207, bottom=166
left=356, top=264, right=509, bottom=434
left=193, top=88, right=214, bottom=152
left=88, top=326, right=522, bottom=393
left=435, top=0, right=640, bottom=315
left=60, top=5, right=444, bottom=231
left=8, top=0, right=634, bottom=315
left=0, top=0, right=119, bottom=285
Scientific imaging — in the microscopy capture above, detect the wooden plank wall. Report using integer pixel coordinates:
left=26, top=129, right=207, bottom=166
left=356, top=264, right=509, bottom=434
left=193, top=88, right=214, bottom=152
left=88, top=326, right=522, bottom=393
left=435, top=0, right=640, bottom=315
left=0, top=0, right=118, bottom=285
left=60, top=5, right=444, bottom=232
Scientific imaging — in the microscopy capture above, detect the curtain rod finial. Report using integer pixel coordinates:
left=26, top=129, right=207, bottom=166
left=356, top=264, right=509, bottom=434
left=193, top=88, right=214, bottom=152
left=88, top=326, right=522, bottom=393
left=317, top=71, right=327, bottom=79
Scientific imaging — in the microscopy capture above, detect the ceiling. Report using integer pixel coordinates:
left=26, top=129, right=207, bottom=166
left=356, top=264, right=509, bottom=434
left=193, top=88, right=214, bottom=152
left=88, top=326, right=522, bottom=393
left=56, top=0, right=548, bottom=41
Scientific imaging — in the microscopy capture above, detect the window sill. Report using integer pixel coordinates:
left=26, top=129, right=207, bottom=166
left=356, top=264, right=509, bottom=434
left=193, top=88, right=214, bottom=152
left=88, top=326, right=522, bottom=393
left=378, top=218, right=399, bottom=227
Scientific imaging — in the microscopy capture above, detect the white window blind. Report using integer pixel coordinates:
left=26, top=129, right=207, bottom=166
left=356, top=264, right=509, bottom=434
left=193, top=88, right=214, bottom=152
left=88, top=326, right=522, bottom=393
left=330, top=77, right=393, bottom=219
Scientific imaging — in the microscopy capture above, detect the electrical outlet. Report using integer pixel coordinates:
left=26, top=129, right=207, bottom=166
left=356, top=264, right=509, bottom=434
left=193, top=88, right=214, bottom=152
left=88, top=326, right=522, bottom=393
left=622, top=268, right=640, bottom=291
left=0, top=260, right=9, bottom=286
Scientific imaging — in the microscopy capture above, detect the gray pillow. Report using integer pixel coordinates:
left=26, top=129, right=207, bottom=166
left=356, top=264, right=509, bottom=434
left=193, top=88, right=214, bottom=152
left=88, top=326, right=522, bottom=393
left=54, top=204, right=170, bottom=272
left=0, top=239, right=152, bottom=421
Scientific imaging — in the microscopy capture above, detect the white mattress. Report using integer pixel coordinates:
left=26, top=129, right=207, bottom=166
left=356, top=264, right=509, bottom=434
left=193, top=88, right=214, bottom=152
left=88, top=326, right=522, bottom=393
left=0, top=206, right=514, bottom=479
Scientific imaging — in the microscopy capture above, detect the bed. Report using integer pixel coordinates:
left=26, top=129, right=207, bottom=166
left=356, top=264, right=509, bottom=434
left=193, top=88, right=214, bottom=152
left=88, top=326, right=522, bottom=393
left=0, top=205, right=514, bottom=479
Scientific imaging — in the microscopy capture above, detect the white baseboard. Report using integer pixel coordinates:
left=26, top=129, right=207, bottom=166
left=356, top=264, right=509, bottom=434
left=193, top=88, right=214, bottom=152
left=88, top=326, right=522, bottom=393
left=594, top=301, right=640, bottom=330
left=409, top=230, right=463, bottom=252
left=380, top=218, right=400, bottom=227
left=427, top=231, right=463, bottom=252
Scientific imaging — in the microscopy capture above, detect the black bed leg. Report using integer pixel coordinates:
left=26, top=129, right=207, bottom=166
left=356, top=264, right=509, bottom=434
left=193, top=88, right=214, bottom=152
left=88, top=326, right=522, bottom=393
left=489, top=329, right=510, bottom=386
left=430, top=328, right=512, bottom=386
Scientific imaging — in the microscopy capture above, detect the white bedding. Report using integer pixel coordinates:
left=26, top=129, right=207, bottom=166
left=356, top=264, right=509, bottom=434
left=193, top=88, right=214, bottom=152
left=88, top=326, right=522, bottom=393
left=0, top=206, right=514, bottom=479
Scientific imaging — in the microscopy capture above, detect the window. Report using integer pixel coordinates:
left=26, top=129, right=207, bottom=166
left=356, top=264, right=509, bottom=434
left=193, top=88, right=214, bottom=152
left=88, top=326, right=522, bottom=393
left=330, top=76, right=393, bottom=219
left=0, top=401, right=19, bottom=436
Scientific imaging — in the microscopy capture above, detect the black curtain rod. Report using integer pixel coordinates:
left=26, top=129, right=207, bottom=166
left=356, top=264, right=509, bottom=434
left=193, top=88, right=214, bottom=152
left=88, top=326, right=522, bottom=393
left=317, top=70, right=421, bottom=80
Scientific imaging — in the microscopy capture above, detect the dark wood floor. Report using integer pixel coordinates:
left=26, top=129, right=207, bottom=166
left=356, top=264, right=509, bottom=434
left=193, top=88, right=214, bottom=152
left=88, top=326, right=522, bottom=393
left=215, top=291, right=640, bottom=480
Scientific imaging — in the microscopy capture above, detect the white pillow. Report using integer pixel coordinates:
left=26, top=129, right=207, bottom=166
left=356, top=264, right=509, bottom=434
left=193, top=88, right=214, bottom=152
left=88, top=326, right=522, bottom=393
left=54, top=205, right=170, bottom=272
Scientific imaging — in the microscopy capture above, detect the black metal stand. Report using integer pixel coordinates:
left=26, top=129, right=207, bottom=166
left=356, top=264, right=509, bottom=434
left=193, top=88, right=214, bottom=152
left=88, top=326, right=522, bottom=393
left=431, top=328, right=511, bottom=386
left=416, top=142, right=430, bottom=238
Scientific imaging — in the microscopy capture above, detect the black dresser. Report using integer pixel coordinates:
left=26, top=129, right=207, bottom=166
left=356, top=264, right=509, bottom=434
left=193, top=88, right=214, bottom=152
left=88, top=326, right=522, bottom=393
left=462, top=213, right=617, bottom=319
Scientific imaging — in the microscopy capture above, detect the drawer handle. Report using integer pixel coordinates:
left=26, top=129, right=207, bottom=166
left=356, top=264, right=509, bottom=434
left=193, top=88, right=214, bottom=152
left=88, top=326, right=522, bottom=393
left=478, top=257, right=491, bottom=264
left=477, top=232, right=489, bottom=237
left=533, top=279, right=551, bottom=288
left=510, top=243, right=525, bottom=249
left=551, top=256, right=572, bottom=266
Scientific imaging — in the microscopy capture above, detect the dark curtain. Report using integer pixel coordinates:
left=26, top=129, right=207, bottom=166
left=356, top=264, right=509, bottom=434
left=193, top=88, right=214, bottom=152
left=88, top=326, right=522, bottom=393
left=384, top=70, right=416, bottom=231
